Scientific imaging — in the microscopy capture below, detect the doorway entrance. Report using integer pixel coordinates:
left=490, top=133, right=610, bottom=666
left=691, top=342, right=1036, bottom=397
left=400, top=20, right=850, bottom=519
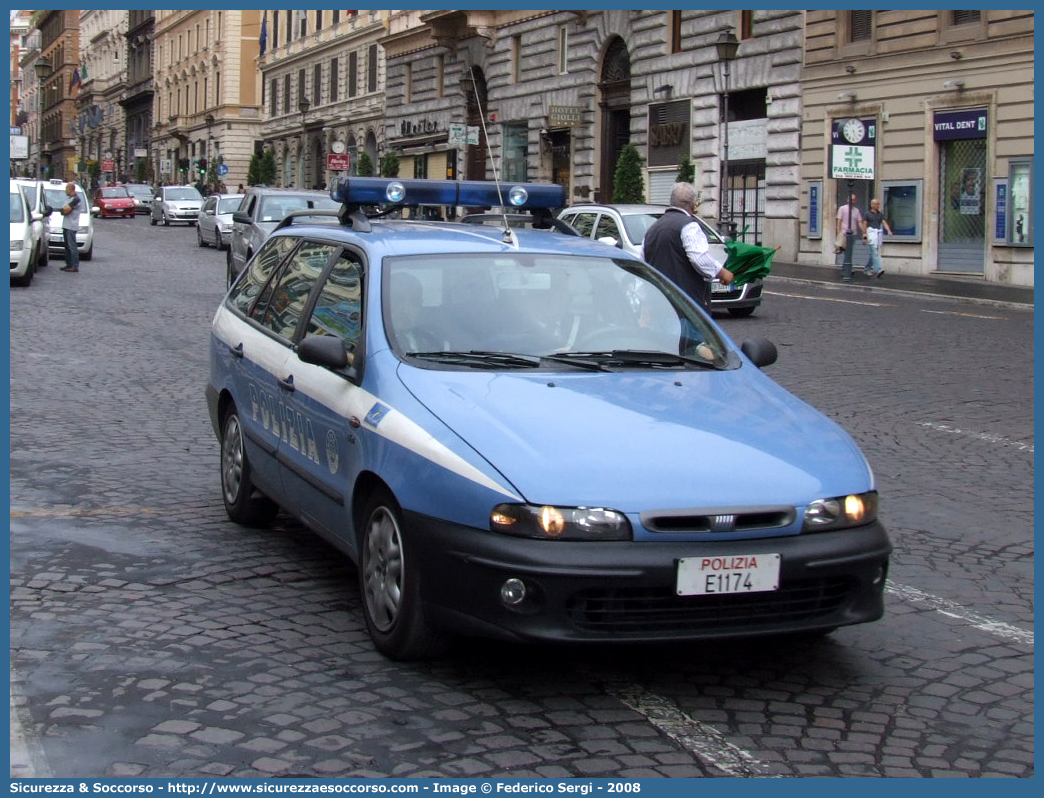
left=938, top=137, right=987, bottom=274
left=597, top=37, right=631, bottom=203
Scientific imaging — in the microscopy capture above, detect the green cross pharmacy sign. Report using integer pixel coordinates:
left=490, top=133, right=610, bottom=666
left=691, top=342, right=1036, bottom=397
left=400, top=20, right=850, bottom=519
left=830, top=117, right=876, bottom=180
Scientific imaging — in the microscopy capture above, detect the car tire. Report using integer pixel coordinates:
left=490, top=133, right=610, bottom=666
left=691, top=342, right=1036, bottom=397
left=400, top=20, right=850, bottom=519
left=150, top=216, right=157, bottom=226
left=81, top=244, right=93, bottom=261
left=197, top=225, right=207, bottom=247
left=163, top=213, right=170, bottom=226
left=215, top=230, right=224, bottom=250
left=12, top=254, right=34, bottom=287
left=359, top=488, right=446, bottom=660
left=727, top=306, right=757, bottom=318
left=37, top=240, right=48, bottom=267
left=220, top=407, right=278, bottom=527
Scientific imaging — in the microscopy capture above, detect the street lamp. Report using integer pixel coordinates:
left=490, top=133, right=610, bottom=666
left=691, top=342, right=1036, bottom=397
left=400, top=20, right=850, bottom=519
left=34, top=56, right=52, bottom=80
left=715, top=28, right=739, bottom=238
left=298, top=98, right=310, bottom=116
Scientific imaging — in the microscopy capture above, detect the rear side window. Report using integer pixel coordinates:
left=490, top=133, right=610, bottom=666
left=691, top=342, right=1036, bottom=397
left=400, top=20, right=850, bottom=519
left=568, top=212, right=597, bottom=237
left=228, top=236, right=298, bottom=315
left=253, top=241, right=339, bottom=341
left=304, top=252, right=364, bottom=362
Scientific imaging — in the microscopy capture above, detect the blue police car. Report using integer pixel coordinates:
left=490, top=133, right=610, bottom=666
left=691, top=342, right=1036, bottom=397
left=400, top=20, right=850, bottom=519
left=206, top=177, right=891, bottom=660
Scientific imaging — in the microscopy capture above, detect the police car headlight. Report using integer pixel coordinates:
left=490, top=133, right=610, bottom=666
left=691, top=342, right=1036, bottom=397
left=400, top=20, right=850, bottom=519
left=802, top=491, right=877, bottom=532
left=491, top=504, right=631, bottom=541
left=11, top=240, right=23, bottom=251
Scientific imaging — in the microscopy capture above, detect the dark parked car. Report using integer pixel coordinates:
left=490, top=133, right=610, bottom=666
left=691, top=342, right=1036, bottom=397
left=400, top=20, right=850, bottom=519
left=226, top=186, right=340, bottom=286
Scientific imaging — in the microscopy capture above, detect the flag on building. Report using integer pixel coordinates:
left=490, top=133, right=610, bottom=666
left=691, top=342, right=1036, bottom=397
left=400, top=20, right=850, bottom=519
left=69, top=67, right=81, bottom=91
left=259, top=12, right=267, bottom=55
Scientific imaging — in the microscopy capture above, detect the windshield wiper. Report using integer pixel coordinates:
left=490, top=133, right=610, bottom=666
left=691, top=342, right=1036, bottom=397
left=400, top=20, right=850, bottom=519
left=408, top=350, right=541, bottom=369
left=546, top=350, right=724, bottom=370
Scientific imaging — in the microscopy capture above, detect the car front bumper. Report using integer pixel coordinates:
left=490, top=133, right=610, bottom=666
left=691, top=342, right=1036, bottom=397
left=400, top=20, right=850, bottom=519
left=711, top=280, right=763, bottom=309
left=48, top=231, right=92, bottom=254
left=101, top=205, right=136, bottom=217
left=408, top=513, right=891, bottom=644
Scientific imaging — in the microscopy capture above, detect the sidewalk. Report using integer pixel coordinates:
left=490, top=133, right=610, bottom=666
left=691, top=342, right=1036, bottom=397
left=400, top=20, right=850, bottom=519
left=768, top=260, right=1033, bottom=309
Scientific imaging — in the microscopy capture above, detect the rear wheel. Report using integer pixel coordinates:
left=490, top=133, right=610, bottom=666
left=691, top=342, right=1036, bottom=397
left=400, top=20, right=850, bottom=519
left=220, top=407, right=278, bottom=526
left=359, top=489, right=446, bottom=660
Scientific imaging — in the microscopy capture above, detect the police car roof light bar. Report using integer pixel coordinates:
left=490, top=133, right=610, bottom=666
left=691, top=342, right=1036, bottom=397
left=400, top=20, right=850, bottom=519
left=329, top=177, right=565, bottom=212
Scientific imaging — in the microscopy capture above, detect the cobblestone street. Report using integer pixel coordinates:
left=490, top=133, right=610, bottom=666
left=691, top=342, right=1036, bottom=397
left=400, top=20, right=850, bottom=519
left=10, top=219, right=1034, bottom=778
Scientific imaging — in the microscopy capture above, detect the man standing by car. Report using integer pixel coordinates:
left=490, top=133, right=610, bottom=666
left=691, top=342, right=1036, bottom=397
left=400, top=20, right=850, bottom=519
left=640, top=182, right=733, bottom=310
left=59, top=182, right=81, bottom=273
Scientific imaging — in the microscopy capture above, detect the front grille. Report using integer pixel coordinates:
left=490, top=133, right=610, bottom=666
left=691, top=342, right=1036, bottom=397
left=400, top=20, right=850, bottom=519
left=566, top=578, right=852, bottom=634
left=641, top=506, right=795, bottom=534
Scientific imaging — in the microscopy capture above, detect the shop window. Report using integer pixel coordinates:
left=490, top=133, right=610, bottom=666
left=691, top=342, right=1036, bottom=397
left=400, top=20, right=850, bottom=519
left=881, top=179, right=923, bottom=242
left=1007, top=159, right=1032, bottom=246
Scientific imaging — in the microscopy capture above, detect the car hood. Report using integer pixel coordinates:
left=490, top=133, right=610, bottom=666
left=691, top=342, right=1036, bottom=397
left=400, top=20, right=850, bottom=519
left=397, top=367, right=872, bottom=511
left=165, top=200, right=201, bottom=208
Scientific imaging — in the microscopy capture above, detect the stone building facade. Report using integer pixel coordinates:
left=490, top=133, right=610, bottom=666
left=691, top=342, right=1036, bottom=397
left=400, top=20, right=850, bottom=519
left=380, top=10, right=804, bottom=253
left=77, top=10, right=128, bottom=187
left=152, top=11, right=262, bottom=189
left=35, top=10, right=81, bottom=182
left=800, top=10, right=1034, bottom=285
left=122, top=11, right=156, bottom=185
left=258, top=10, right=390, bottom=190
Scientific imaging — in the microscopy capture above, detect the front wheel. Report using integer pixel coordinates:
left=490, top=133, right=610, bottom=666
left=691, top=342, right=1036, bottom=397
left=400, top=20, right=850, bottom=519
left=220, top=407, right=278, bottom=527
left=359, top=489, right=446, bottom=660
left=226, top=250, right=235, bottom=288
left=163, top=213, right=170, bottom=226
left=197, top=225, right=207, bottom=247
left=81, top=244, right=93, bottom=261
left=727, top=306, right=757, bottom=318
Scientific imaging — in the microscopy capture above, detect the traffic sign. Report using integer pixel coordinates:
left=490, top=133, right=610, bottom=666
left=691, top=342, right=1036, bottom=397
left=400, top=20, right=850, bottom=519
left=327, top=153, right=351, bottom=171
left=217, top=163, right=229, bottom=176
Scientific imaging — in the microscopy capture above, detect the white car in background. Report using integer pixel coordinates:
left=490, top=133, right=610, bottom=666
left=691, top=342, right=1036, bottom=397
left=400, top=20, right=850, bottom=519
left=10, top=178, right=40, bottom=286
left=12, top=178, right=52, bottom=270
left=196, top=193, right=241, bottom=250
left=42, top=180, right=97, bottom=261
left=151, top=185, right=204, bottom=226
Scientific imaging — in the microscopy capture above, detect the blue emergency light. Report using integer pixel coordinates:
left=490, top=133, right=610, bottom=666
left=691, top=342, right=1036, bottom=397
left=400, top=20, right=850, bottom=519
left=329, top=177, right=566, bottom=210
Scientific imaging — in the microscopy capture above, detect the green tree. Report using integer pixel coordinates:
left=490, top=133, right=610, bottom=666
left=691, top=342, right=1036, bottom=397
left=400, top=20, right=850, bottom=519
left=379, top=150, right=400, bottom=178
left=260, top=150, right=277, bottom=185
left=357, top=152, right=374, bottom=177
left=675, top=153, right=695, bottom=185
left=247, top=152, right=261, bottom=186
left=611, top=143, right=645, bottom=203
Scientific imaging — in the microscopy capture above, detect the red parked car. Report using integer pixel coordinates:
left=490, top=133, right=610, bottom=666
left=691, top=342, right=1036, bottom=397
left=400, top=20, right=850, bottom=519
left=94, top=187, right=137, bottom=218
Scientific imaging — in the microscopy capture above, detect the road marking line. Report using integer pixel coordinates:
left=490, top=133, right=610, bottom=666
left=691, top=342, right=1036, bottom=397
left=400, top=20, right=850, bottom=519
left=918, top=421, right=1033, bottom=453
left=764, top=290, right=889, bottom=306
left=921, top=309, right=1005, bottom=320
left=602, top=681, right=776, bottom=777
left=887, top=582, right=1033, bottom=647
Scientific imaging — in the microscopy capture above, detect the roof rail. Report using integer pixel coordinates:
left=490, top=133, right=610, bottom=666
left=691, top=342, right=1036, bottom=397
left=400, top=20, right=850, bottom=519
left=272, top=208, right=349, bottom=232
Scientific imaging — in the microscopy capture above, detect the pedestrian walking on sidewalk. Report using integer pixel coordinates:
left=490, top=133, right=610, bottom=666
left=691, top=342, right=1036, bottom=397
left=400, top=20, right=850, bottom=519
left=862, top=198, right=893, bottom=278
left=59, top=182, right=81, bottom=273
left=835, top=193, right=862, bottom=282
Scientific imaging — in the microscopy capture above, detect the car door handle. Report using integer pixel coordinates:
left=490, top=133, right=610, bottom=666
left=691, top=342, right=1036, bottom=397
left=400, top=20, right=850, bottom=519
left=228, top=342, right=244, bottom=358
left=278, top=375, right=295, bottom=392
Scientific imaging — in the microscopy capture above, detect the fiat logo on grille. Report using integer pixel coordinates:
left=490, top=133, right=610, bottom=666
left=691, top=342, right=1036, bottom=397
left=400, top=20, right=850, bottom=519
left=710, top=514, right=736, bottom=532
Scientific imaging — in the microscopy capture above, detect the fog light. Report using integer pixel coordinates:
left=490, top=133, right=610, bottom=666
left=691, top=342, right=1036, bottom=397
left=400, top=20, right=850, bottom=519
left=872, top=565, right=886, bottom=586
left=500, top=578, right=527, bottom=606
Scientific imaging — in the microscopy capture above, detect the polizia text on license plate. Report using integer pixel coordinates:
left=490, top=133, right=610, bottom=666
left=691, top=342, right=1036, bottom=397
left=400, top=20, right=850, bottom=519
left=676, top=553, right=781, bottom=595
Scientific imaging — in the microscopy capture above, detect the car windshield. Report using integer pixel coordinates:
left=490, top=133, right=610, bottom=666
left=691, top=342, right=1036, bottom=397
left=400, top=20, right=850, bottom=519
left=621, top=211, right=725, bottom=247
left=100, top=188, right=129, bottom=198
left=43, top=187, right=87, bottom=209
left=383, top=253, right=731, bottom=369
left=258, top=194, right=340, bottom=223
left=11, top=191, right=25, bottom=222
left=217, top=197, right=242, bottom=214
left=125, top=186, right=152, bottom=199
left=164, top=187, right=203, bottom=201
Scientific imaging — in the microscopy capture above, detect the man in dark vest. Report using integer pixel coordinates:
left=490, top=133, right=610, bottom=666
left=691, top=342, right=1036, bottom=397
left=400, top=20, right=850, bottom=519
left=641, top=182, right=733, bottom=310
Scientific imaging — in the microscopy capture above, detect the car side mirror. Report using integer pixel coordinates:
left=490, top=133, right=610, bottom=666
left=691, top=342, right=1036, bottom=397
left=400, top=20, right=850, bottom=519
left=31, top=212, right=43, bottom=222
left=740, top=338, right=778, bottom=369
left=297, top=335, right=350, bottom=370
left=91, top=206, right=100, bottom=215
left=232, top=211, right=252, bottom=224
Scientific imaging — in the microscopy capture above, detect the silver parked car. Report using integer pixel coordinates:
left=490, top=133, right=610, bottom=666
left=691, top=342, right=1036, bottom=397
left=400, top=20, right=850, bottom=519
left=151, top=185, right=204, bottom=226
left=558, top=203, right=764, bottom=317
left=123, top=183, right=154, bottom=215
left=196, top=193, right=241, bottom=250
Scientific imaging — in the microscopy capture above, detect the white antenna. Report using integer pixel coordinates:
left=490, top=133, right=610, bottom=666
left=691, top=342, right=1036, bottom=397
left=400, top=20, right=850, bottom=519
left=462, top=64, right=517, bottom=245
